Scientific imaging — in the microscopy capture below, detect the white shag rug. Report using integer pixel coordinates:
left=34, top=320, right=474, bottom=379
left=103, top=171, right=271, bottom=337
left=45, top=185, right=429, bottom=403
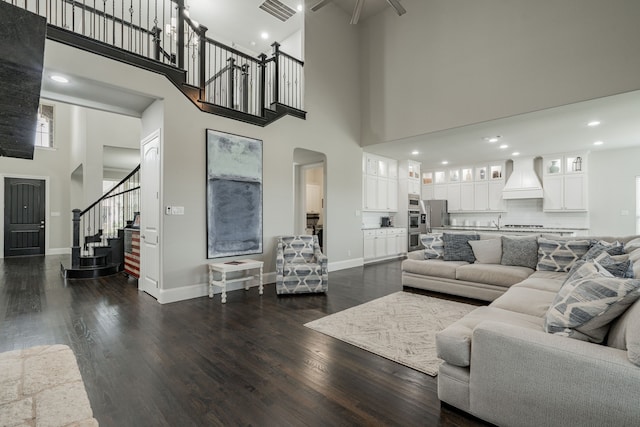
left=304, top=292, right=476, bottom=376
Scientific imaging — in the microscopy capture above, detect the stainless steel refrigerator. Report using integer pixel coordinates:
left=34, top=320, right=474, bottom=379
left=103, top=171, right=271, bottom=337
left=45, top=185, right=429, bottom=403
left=421, top=200, right=449, bottom=232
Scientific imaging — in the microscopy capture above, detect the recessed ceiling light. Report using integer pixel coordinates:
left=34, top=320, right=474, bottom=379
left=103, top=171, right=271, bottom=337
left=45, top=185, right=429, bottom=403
left=484, top=136, right=501, bottom=143
left=261, top=32, right=269, bottom=40
left=50, top=75, right=69, bottom=83
left=411, top=150, right=419, bottom=155
left=593, top=141, right=604, bottom=146
left=251, top=41, right=256, bottom=46
left=512, top=152, right=520, bottom=156
left=441, top=161, right=449, bottom=165
left=297, top=4, right=303, bottom=12
left=587, top=121, right=601, bottom=127
left=499, top=144, right=509, bottom=149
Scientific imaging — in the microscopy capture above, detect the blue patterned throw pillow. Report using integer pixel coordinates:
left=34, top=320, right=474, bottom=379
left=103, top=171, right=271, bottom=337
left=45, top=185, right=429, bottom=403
left=582, top=240, right=625, bottom=261
left=420, top=233, right=444, bottom=259
left=545, top=260, right=640, bottom=343
left=443, top=233, right=479, bottom=263
left=537, top=238, right=590, bottom=272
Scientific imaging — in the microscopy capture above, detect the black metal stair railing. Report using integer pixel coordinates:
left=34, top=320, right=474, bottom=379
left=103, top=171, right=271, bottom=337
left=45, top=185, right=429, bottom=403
left=71, top=165, right=140, bottom=267
left=4, top=0, right=306, bottom=124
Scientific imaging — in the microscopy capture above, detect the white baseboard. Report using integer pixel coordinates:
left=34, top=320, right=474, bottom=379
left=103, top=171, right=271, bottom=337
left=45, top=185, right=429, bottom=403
left=328, top=258, right=364, bottom=271
left=157, top=271, right=277, bottom=304
left=47, top=248, right=71, bottom=255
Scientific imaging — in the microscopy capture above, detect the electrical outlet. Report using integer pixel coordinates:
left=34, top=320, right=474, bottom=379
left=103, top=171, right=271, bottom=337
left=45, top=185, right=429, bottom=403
left=348, top=249, right=352, bottom=256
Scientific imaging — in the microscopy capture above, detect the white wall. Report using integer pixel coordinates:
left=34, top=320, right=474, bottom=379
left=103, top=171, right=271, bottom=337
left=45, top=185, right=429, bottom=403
left=42, top=3, right=363, bottom=301
left=0, top=100, right=72, bottom=254
left=359, top=0, right=640, bottom=145
left=588, top=146, right=640, bottom=236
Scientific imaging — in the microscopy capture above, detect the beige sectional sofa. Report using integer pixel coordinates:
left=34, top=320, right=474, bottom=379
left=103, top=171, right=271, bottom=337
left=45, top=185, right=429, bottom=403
left=403, top=233, right=640, bottom=426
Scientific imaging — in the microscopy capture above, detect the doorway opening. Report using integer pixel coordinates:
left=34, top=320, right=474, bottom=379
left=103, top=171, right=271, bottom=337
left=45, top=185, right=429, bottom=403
left=293, top=148, right=326, bottom=253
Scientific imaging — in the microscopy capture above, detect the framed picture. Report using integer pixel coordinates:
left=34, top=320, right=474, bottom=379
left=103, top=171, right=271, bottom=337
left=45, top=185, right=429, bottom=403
left=132, top=211, right=140, bottom=228
left=206, top=129, right=263, bottom=258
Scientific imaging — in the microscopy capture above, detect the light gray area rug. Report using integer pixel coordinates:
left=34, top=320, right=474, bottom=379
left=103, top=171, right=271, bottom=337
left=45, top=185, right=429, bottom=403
left=0, top=344, right=98, bottom=427
left=305, top=292, right=476, bottom=376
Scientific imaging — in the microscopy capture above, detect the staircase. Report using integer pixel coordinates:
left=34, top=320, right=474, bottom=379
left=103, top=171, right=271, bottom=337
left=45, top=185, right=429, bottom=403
left=61, top=166, right=140, bottom=279
left=3, top=0, right=306, bottom=126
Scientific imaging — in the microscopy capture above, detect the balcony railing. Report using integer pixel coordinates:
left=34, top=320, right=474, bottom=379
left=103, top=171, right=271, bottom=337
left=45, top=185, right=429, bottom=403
left=4, top=0, right=305, bottom=122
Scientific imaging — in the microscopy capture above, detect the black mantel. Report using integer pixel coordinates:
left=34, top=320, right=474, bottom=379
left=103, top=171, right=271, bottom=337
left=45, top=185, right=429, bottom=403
left=0, top=2, right=47, bottom=160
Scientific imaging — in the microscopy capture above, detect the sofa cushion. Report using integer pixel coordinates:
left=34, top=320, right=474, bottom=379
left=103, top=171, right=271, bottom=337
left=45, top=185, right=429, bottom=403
left=401, top=259, right=468, bottom=280
left=436, top=306, right=543, bottom=367
left=527, top=270, right=569, bottom=282
left=501, top=235, right=538, bottom=269
left=468, top=238, right=502, bottom=264
left=514, top=275, right=565, bottom=293
left=625, top=237, right=640, bottom=253
left=544, top=261, right=640, bottom=343
left=607, top=298, right=640, bottom=367
left=443, top=233, right=479, bottom=263
left=455, top=264, right=533, bottom=288
left=420, top=233, right=444, bottom=259
left=536, top=237, right=590, bottom=272
left=490, top=287, right=558, bottom=317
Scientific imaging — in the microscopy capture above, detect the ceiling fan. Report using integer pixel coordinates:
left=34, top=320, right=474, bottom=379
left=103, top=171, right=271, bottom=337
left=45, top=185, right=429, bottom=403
left=311, top=0, right=406, bottom=25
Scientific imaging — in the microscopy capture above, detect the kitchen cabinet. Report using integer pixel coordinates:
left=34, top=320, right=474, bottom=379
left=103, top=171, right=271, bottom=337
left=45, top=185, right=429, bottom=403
left=543, top=174, right=587, bottom=211
left=543, top=153, right=588, bottom=212
left=447, top=183, right=461, bottom=212
left=474, top=182, right=489, bottom=210
left=406, top=160, right=421, bottom=195
left=460, top=183, right=475, bottom=211
left=434, top=184, right=447, bottom=200
left=363, top=228, right=407, bottom=262
left=424, top=163, right=505, bottom=212
left=363, top=154, right=399, bottom=211
left=488, top=180, right=506, bottom=211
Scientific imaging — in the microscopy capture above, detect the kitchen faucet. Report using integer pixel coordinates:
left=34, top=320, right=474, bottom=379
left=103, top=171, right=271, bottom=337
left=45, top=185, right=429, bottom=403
left=492, top=214, right=502, bottom=230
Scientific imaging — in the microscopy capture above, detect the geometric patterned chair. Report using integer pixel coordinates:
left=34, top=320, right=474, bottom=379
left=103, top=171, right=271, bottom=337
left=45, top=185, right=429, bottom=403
left=276, top=235, right=328, bottom=295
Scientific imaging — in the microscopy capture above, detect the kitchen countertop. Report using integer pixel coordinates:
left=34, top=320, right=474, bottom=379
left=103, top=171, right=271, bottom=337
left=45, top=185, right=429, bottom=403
left=432, top=226, right=589, bottom=233
left=361, top=226, right=406, bottom=230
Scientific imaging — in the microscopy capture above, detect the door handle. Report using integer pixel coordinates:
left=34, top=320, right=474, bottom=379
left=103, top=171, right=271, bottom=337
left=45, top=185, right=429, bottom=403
left=40, top=226, right=45, bottom=229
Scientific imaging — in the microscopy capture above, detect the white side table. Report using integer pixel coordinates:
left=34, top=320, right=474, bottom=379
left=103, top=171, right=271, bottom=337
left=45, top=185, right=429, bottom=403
left=208, top=259, right=264, bottom=303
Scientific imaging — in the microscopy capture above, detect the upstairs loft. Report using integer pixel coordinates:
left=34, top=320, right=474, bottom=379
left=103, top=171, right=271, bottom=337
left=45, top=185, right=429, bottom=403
left=3, top=0, right=306, bottom=130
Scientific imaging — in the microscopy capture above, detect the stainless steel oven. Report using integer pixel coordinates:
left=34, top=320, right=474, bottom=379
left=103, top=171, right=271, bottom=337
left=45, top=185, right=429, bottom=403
left=408, top=209, right=423, bottom=251
left=408, top=194, right=421, bottom=210
left=408, top=232, right=421, bottom=252
left=408, top=210, right=421, bottom=231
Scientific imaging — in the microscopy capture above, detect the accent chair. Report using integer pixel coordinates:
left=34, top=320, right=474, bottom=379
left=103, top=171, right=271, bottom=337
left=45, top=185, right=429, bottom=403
left=276, top=235, right=328, bottom=294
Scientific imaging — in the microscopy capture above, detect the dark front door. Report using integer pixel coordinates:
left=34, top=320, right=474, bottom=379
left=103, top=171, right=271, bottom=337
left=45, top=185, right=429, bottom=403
left=4, top=178, right=45, bottom=257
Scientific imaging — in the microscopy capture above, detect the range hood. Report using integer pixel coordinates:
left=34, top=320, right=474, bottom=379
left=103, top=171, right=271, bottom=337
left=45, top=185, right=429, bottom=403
left=502, top=157, right=544, bottom=199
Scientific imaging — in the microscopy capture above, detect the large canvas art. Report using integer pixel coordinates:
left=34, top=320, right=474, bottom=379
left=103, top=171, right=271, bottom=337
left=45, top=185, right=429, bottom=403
left=206, top=129, right=263, bottom=258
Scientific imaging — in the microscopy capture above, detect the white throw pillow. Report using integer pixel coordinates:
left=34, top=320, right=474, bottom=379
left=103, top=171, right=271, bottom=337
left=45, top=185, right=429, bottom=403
left=468, top=238, right=502, bottom=264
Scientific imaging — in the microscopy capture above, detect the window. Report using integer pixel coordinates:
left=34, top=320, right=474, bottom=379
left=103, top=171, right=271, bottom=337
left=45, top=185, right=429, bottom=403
left=35, top=104, right=54, bottom=148
left=636, top=176, right=640, bottom=234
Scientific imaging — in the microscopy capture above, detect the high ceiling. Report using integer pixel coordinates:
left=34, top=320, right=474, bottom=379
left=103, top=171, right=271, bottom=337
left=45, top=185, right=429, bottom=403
left=365, top=90, right=640, bottom=169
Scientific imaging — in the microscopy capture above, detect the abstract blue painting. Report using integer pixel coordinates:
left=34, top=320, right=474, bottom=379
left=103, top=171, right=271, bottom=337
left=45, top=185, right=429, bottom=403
left=206, top=129, right=263, bottom=258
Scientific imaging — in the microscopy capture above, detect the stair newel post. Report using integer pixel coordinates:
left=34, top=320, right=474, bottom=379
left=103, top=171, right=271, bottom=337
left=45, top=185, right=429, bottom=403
left=152, top=26, right=162, bottom=62
left=72, top=209, right=81, bottom=268
left=271, top=42, right=281, bottom=104
left=258, top=53, right=267, bottom=116
left=227, top=57, right=236, bottom=109
left=198, top=25, right=208, bottom=101
left=176, top=0, right=185, bottom=70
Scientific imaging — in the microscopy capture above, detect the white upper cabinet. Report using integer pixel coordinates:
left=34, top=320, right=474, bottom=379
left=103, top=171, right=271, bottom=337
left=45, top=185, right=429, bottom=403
left=543, top=153, right=588, bottom=212
left=363, top=153, right=399, bottom=212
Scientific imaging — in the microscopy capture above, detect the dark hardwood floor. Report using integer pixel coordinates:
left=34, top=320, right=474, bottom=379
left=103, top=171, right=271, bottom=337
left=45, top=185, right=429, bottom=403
left=0, top=255, right=490, bottom=426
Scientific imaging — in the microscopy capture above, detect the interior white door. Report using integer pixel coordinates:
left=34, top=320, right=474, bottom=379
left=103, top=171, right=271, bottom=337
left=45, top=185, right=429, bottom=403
left=140, top=131, right=161, bottom=299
